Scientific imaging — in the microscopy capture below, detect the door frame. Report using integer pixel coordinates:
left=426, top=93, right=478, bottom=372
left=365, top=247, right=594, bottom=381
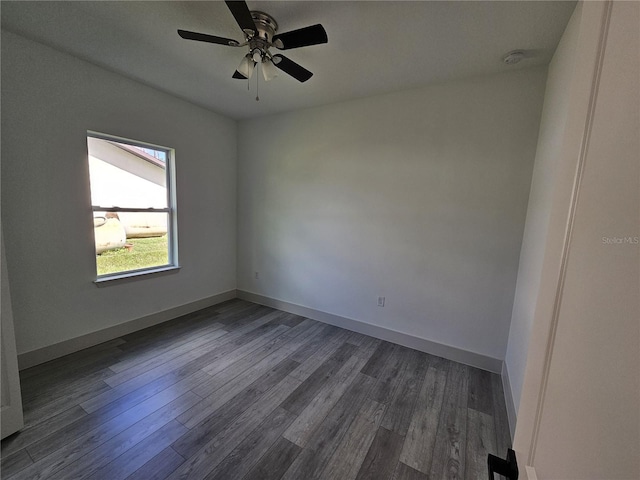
left=1, top=227, right=24, bottom=439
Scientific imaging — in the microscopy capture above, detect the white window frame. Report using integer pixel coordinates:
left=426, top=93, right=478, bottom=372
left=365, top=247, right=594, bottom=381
left=87, top=131, right=179, bottom=283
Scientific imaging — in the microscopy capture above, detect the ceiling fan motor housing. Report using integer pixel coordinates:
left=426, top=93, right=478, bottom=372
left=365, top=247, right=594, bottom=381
left=249, top=11, right=278, bottom=57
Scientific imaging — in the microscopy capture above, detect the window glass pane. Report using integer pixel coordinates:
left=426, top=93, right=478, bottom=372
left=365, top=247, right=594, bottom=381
left=94, top=212, right=169, bottom=276
left=87, top=132, right=176, bottom=279
left=87, top=137, right=167, bottom=209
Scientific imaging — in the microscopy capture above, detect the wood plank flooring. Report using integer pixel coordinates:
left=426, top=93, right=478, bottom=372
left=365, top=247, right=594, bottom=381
left=1, top=299, right=511, bottom=480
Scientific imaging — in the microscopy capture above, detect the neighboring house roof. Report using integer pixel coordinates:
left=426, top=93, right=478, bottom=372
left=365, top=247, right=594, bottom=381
left=109, top=141, right=166, bottom=168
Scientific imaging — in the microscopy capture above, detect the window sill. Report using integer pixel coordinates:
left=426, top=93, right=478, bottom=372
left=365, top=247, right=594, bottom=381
left=94, top=265, right=181, bottom=286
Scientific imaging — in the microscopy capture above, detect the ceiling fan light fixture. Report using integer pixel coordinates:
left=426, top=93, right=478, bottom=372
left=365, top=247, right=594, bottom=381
left=252, top=49, right=263, bottom=63
left=178, top=1, right=328, bottom=88
left=237, top=54, right=255, bottom=79
left=262, top=58, right=278, bottom=81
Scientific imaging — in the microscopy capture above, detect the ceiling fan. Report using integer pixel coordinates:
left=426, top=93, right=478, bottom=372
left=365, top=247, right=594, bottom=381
left=177, top=0, right=328, bottom=83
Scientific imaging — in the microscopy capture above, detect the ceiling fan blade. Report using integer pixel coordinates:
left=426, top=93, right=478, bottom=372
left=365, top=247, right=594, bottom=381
left=225, top=0, right=256, bottom=35
left=233, top=71, right=248, bottom=79
left=271, top=54, right=313, bottom=83
left=272, top=24, right=327, bottom=50
left=178, top=29, right=240, bottom=46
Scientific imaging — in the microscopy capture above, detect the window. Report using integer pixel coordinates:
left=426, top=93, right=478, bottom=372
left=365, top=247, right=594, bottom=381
left=87, top=132, right=178, bottom=280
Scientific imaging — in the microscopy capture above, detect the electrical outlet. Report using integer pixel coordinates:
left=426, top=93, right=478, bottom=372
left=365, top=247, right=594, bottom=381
left=377, top=296, right=385, bottom=307
left=254, top=271, right=259, bottom=280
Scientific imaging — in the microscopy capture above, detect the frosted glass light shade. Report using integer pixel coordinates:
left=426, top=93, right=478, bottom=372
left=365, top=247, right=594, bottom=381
left=237, top=55, right=255, bottom=79
left=262, top=59, right=278, bottom=81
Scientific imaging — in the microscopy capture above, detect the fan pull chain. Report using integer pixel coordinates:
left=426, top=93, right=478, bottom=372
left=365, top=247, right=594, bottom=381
left=255, top=64, right=260, bottom=101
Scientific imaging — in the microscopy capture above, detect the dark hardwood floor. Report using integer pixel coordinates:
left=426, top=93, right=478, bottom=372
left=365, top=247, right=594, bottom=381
left=1, top=299, right=511, bottom=480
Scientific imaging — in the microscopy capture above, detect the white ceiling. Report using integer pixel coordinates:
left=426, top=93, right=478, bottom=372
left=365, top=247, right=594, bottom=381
left=1, top=1, right=576, bottom=120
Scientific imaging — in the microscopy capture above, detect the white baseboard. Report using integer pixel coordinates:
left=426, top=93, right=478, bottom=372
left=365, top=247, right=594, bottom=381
left=17, top=290, right=237, bottom=370
left=237, top=290, right=502, bottom=373
left=502, top=361, right=517, bottom=441
left=524, top=465, right=538, bottom=480
left=19, top=288, right=505, bottom=376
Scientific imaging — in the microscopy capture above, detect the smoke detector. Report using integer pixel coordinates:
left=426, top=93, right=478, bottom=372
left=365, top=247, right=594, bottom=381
left=503, top=50, right=525, bottom=65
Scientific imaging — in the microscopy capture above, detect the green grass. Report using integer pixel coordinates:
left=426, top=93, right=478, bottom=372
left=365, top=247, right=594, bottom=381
left=96, top=236, right=169, bottom=276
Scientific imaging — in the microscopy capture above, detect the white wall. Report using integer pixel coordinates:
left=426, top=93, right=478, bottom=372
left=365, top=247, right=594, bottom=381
left=1, top=31, right=237, bottom=355
left=507, top=2, right=640, bottom=478
left=532, top=2, right=639, bottom=477
left=237, top=68, right=546, bottom=363
left=505, top=2, right=580, bottom=418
